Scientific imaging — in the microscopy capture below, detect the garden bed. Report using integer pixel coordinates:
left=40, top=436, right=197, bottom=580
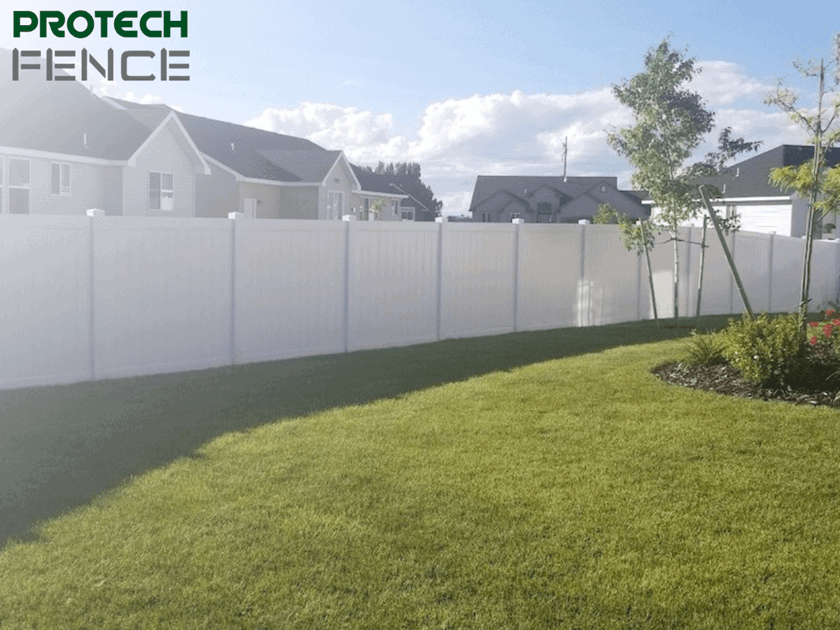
left=653, top=361, right=840, bottom=407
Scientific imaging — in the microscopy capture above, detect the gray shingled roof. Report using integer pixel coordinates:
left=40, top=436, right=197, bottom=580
left=468, top=175, right=617, bottom=210
left=698, top=145, right=840, bottom=198
left=0, top=49, right=153, bottom=160
left=107, top=96, right=329, bottom=182
left=257, top=150, right=342, bottom=183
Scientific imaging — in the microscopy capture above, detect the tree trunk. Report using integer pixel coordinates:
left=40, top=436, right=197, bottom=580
left=799, top=58, right=826, bottom=325
left=699, top=187, right=754, bottom=318
left=672, top=229, right=680, bottom=320
left=640, top=220, right=659, bottom=329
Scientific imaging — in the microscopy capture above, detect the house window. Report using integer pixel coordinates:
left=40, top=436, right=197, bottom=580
left=149, top=172, right=174, bottom=211
left=51, top=162, right=71, bottom=196
left=361, top=197, right=370, bottom=221
left=536, top=202, right=551, bottom=223
left=401, top=207, right=415, bottom=221
left=393, top=200, right=399, bottom=216
left=511, top=212, right=522, bottom=221
left=9, top=157, right=30, bottom=214
left=481, top=212, right=492, bottom=223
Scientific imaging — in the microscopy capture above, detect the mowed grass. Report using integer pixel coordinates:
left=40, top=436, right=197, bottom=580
left=3, top=323, right=840, bottom=627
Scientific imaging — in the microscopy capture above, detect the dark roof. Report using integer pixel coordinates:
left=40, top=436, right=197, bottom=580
left=0, top=49, right=153, bottom=160
left=468, top=175, right=617, bottom=210
left=699, top=144, right=840, bottom=198
left=257, top=150, right=342, bottom=183
left=350, top=166, right=433, bottom=212
left=107, top=97, right=330, bottom=182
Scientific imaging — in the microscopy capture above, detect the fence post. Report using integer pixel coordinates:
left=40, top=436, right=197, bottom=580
left=579, top=222, right=587, bottom=326
left=342, top=215, right=355, bottom=353
left=835, top=238, right=840, bottom=306
left=512, top=218, right=523, bottom=332
left=435, top=217, right=444, bottom=341
left=768, top=232, right=775, bottom=312
left=228, top=212, right=243, bottom=365
left=636, top=232, right=642, bottom=322
left=729, top=231, right=736, bottom=314
left=86, top=209, right=104, bottom=380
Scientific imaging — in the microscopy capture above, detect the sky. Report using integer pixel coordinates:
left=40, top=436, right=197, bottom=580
left=2, top=1, right=838, bottom=216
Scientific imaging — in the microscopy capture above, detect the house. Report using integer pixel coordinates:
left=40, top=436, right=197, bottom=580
left=0, top=48, right=209, bottom=217
left=0, top=47, right=406, bottom=220
left=350, top=166, right=440, bottom=221
left=467, top=175, right=648, bottom=223
left=688, top=144, right=840, bottom=237
left=107, top=98, right=409, bottom=221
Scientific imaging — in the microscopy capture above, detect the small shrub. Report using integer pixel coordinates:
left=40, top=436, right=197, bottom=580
left=719, top=312, right=804, bottom=387
left=681, top=331, right=726, bottom=367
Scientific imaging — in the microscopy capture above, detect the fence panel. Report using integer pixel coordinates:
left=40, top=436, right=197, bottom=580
left=811, top=239, right=839, bottom=311
left=93, top=217, right=233, bottom=379
left=733, top=231, right=772, bottom=313
left=516, top=224, right=581, bottom=330
left=770, top=237, right=805, bottom=312
left=582, top=225, right=642, bottom=326
left=688, top=227, right=734, bottom=316
left=347, top=221, right=440, bottom=351
left=440, top=223, right=516, bottom=339
left=234, top=219, right=346, bottom=362
left=0, top=215, right=92, bottom=389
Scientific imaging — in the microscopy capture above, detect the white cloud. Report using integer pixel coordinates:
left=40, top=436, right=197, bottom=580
left=692, top=61, right=775, bottom=106
left=244, top=103, right=395, bottom=150
left=241, top=62, right=812, bottom=216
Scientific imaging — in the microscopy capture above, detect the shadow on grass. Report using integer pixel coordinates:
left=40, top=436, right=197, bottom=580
left=0, top=316, right=732, bottom=549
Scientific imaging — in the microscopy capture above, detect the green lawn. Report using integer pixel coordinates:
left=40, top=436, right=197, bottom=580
left=2, top=317, right=840, bottom=628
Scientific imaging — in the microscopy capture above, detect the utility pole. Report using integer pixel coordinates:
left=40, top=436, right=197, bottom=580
left=562, top=136, right=568, bottom=181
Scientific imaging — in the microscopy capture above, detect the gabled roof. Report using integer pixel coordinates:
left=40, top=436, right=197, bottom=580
left=470, top=187, right=530, bottom=211
left=0, top=49, right=153, bottom=160
left=698, top=144, right=840, bottom=198
left=468, top=175, right=617, bottom=210
left=107, top=97, right=332, bottom=183
left=257, top=150, right=342, bottom=183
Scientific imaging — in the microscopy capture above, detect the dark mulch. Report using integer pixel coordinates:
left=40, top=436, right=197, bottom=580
left=653, top=357, right=840, bottom=408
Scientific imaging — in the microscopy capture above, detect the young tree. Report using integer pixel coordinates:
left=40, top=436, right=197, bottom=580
left=608, top=39, right=759, bottom=319
left=765, top=36, right=840, bottom=322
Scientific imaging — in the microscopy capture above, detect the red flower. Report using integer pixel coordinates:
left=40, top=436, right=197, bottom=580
left=810, top=321, right=820, bottom=328
left=832, top=318, right=840, bottom=326
left=827, top=309, right=836, bottom=316
left=825, top=324, right=834, bottom=337
left=810, top=336, right=819, bottom=345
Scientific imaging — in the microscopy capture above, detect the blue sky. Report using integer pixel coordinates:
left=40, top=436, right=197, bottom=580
left=2, top=1, right=838, bottom=214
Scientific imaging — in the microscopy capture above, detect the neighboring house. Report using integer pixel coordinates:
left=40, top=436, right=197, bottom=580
left=683, top=144, right=840, bottom=237
left=467, top=175, right=648, bottom=223
left=0, top=48, right=209, bottom=217
left=0, top=46, right=405, bottom=220
left=108, top=99, right=408, bottom=220
left=350, top=166, right=439, bottom=221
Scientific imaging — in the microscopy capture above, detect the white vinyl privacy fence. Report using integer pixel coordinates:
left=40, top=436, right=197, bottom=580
left=2, top=212, right=839, bottom=390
